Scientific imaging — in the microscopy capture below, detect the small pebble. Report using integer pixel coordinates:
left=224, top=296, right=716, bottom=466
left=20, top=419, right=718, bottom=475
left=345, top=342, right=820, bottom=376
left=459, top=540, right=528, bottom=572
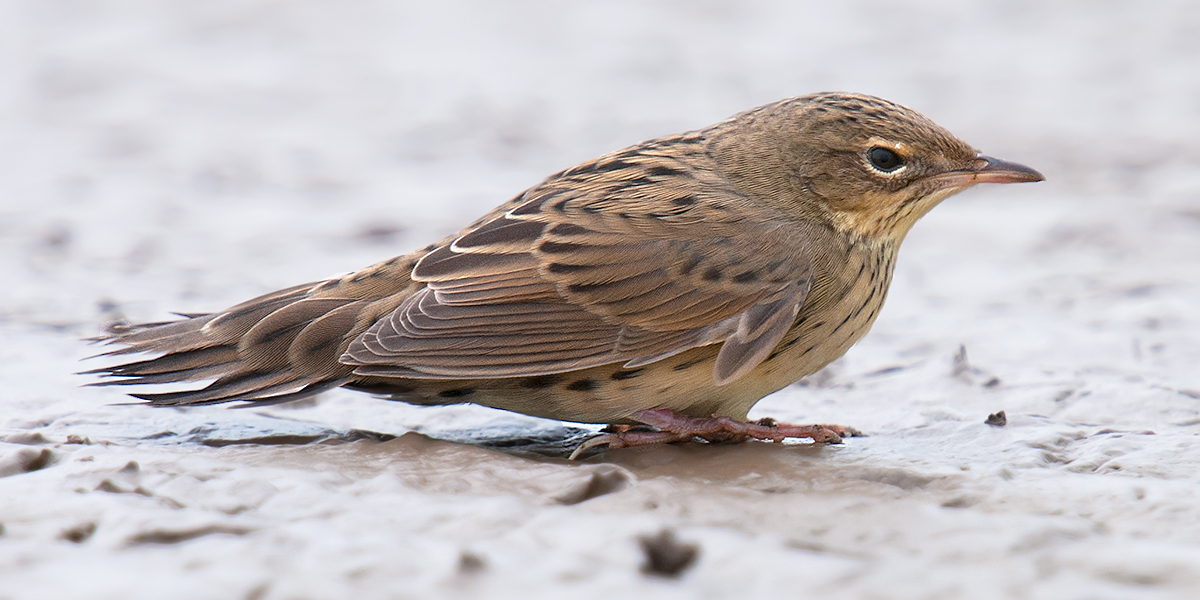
left=639, top=529, right=698, bottom=578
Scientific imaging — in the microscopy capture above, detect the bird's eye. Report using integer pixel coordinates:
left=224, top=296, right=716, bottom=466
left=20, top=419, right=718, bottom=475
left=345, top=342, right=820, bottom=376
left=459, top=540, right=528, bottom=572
left=867, top=147, right=904, bottom=173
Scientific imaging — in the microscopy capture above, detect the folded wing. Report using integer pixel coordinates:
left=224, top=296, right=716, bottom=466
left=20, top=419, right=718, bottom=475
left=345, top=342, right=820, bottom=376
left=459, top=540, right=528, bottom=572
left=344, top=142, right=815, bottom=385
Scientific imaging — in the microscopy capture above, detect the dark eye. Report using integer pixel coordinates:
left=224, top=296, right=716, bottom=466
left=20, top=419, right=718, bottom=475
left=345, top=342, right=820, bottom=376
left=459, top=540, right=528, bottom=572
left=867, top=147, right=903, bottom=173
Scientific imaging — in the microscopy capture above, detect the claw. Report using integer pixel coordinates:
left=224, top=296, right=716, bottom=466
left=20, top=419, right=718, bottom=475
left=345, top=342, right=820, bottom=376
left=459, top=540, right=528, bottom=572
left=838, top=426, right=865, bottom=438
left=569, top=434, right=614, bottom=460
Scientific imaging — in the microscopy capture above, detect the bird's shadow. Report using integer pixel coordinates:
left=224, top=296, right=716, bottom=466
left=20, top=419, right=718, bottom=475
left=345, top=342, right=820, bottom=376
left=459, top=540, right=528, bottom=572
left=162, top=416, right=598, bottom=460
left=158, top=415, right=838, bottom=467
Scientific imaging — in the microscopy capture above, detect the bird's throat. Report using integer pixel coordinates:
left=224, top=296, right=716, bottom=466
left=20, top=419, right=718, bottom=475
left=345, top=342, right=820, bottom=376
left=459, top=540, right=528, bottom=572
left=831, top=185, right=968, bottom=243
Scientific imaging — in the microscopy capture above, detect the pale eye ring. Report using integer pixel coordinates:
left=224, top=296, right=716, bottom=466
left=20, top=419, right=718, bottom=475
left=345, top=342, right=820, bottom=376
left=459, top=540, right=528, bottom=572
left=867, top=147, right=904, bottom=173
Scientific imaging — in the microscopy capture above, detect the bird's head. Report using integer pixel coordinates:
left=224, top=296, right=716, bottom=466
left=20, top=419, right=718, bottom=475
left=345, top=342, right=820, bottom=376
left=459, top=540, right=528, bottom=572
left=709, top=92, right=1044, bottom=243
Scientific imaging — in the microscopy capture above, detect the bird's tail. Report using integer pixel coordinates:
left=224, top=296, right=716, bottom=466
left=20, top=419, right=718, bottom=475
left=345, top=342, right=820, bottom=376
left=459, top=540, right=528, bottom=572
left=83, top=255, right=420, bottom=406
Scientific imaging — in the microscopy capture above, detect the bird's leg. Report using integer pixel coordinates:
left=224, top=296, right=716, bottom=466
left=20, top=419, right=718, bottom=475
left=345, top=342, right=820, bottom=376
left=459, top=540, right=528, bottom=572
left=569, top=408, right=862, bottom=459
left=633, top=409, right=862, bottom=443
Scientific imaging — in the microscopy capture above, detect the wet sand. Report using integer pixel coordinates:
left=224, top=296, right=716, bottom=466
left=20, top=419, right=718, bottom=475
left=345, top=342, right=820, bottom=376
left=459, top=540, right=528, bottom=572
left=3, top=1, right=1200, bottom=598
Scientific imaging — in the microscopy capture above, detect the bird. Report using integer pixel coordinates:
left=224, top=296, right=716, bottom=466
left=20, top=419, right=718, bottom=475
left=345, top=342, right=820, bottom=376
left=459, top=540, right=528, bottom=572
left=86, top=92, right=1044, bottom=456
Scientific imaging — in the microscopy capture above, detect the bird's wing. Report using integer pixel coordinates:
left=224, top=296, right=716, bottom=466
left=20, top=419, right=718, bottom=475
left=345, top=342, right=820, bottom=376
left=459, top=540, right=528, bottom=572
left=344, top=140, right=815, bottom=385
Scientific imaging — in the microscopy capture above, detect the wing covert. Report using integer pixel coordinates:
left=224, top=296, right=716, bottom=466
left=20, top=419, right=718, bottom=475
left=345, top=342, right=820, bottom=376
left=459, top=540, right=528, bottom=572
left=343, top=136, right=817, bottom=384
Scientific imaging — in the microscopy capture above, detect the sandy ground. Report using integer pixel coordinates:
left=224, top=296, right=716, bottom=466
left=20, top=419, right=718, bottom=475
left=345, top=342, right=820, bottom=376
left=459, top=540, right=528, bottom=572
left=3, top=1, right=1200, bottom=598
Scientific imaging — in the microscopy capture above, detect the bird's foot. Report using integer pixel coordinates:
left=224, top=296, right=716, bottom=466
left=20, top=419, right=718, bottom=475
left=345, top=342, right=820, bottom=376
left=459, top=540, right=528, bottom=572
left=569, top=408, right=862, bottom=459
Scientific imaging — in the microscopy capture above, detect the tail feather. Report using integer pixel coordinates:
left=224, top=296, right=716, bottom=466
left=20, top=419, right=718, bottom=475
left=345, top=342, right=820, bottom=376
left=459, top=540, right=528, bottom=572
left=224, top=378, right=351, bottom=408
left=96, top=346, right=238, bottom=376
left=288, top=299, right=372, bottom=377
left=204, top=283, right=321, bottom=345
left=92, top=315, right=219, bottom=355
left=130, top=370, right=304, bottom=406
left=238, top=297, right=357, bottom=371
left=85, top=254, right=423, bottom=407
left=83, top=346, right=240, bottom=383
left=87, top=366, right=233, bottom=387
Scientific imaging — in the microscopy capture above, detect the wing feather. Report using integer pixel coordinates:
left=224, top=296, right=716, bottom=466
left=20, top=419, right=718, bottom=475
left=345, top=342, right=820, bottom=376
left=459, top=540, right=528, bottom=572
left=344, top=138, right=817, bottom=385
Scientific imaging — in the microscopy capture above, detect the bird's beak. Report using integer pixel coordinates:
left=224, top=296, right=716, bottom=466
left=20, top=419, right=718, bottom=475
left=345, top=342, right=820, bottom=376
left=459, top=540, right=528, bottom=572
left=928, top=154, right=1044, bottom=189
left=968, top=155, right=1045, bottom=184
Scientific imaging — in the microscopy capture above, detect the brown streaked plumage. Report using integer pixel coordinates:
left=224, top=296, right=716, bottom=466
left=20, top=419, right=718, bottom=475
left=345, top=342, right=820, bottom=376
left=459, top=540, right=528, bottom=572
left=86, top=92, right=1043, bottom=452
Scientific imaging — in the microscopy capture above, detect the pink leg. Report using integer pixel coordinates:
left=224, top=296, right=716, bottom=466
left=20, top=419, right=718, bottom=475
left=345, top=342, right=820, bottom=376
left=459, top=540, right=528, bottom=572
left=569, top=409, right=862, bottom=459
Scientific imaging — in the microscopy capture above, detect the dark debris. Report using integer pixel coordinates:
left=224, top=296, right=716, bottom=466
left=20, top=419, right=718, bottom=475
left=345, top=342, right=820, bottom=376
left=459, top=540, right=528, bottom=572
left=639, top=529, right=699, bottom=578
left=61, top=522, right=97, bottom=543
left=458, top=551, right=487, bottom=575
left=555, top=465, right=630, bottom=505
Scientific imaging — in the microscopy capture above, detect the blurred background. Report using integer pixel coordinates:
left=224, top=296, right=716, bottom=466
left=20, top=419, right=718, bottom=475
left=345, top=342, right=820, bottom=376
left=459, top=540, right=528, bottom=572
left=2, top=1, right=1200, bottom=598
left=3, top=0, right=1197, bottom=323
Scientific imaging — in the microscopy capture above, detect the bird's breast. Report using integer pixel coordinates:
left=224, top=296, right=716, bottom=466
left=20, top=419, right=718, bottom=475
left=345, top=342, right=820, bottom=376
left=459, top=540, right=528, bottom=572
left=730, top=239, right=899, bottom=401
